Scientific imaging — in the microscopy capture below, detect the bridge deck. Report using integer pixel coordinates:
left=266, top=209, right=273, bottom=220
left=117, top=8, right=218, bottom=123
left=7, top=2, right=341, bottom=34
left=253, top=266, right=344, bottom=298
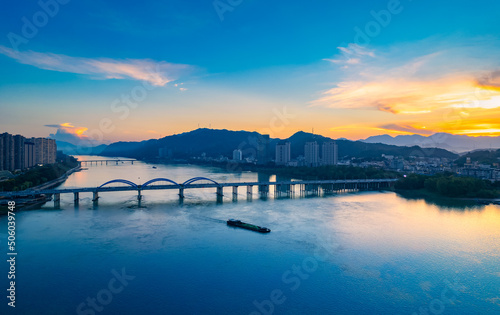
left=0, top=179, right=397, bottom=198
left=79, top=159, right=136, bottom=162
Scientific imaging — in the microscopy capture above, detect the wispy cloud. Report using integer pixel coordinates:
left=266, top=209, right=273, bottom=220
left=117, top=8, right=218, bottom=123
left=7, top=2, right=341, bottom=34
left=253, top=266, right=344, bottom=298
left=0, top=46, right=192, bottom=86
left=323, top=44, right=375, bottom=69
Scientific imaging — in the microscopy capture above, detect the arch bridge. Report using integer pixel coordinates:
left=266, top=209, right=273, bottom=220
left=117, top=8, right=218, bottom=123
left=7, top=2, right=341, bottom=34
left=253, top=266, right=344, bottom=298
left=0, top=177, right=398, bottom=207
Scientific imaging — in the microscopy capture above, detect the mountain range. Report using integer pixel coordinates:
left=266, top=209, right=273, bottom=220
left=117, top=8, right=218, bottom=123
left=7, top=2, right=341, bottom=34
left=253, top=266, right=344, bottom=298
left=55, top=141, right=108, bottom=155
left=362, top=133, right=500, bottom=153
left=68, top=128, right=458, bottom=161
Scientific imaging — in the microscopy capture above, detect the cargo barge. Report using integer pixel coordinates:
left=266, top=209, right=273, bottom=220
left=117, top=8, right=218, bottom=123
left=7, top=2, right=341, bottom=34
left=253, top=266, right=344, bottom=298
left=227, top=219, right=271, bottom=233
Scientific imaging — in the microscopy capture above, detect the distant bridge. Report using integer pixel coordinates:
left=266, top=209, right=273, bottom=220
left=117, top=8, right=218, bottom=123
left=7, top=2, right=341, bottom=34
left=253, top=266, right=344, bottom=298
left=0, top=177, right=398, bottom=207
left=79, top=159, right=136, bottom=166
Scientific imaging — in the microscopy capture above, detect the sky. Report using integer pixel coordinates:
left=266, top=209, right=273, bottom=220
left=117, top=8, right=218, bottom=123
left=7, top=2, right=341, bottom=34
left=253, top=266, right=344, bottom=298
left=1, top=0, right=500, bottom=144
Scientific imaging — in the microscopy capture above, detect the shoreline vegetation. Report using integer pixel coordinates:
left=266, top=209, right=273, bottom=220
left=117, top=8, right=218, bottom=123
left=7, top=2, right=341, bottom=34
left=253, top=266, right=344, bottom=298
left=394, top=173, right=500, bottom=199
left=394, top=189, right=495, bottom=209
left=0, top=154, right=79, bottom=192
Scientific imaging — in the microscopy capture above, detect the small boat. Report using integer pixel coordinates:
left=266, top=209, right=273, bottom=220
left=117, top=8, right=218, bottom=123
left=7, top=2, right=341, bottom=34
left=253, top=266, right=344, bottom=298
left=152, top=166, right=157, bottom=169
left=227, top=219, right=270, bottom=233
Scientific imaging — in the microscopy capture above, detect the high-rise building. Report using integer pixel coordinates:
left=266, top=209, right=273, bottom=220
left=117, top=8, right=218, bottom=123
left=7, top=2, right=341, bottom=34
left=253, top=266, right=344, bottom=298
left=0, top=133, right=56, bottom=171
left=257, top=134, right=271, bottom=165
left=13, top=135, right=25, bottom=171
left=33, top=137, right=57, bottom=165
left=275, top=141, right=290, bottom=165
left=232, top=149, right=243, bottom=161
left=24, top=140, right=35, bottom=169
left=322, top=141, right=338, bottom=165
left=34, top=138, right=44, bottom=165
left=46, top=138, right=56, bottom=164
left=0, top=136, right=3, bottom=170
left=1, top=133, right=14, bottom=171
left=43, top=138, right=50, bottom=164
left=304, top=141, right=319, bottom=167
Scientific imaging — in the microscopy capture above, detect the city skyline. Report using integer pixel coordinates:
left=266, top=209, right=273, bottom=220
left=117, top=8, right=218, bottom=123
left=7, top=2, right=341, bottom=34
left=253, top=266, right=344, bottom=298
left=0, top=132, right=57, bottom=172
left=1, top=1, right=500, bottom=142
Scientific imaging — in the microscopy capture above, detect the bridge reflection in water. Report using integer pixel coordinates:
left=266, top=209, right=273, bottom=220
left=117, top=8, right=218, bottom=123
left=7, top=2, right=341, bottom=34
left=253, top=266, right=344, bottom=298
left=1, top=177, right=398, bottom=208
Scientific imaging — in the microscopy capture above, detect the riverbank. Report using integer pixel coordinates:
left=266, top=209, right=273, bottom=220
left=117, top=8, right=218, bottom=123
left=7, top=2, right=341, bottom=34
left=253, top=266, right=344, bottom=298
left=395, top=188, right=500, bottom=209
left=395, top=173, right=500, bottom=199
left=0, top=155, right=79, bottom=192
left=30, top=164, right=82, bottom=190
left=0, top=163, right=81, bottom=214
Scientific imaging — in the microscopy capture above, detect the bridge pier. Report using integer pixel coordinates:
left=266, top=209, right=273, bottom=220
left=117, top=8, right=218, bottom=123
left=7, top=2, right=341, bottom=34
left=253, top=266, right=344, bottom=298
left=53, top=193, right=60, bottom=208
left=232, top=186, right=238, bottom=201
left=1, top=179, right=397, bottom=208
left=93, top=191, right=99, bottom=205
left=247, top=185, right=253, bottom=200
left=216, top=186, right=224, bottom=203
left=281, top=184, right=290, bottom=198
left=259, top=185, right=269, bottom=199
left=74, top=192, right=79, bottom=205
left=313, top=184, right=320, bottom=196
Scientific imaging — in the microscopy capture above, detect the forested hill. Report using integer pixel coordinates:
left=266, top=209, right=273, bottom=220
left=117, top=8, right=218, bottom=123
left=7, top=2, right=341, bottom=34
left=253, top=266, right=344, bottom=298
left=100, top=128, right=458, bottom=160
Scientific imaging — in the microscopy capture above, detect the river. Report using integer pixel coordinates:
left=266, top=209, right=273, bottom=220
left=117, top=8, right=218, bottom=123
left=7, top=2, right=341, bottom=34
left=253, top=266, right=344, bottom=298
left=1, top=156, right=499, bottom=314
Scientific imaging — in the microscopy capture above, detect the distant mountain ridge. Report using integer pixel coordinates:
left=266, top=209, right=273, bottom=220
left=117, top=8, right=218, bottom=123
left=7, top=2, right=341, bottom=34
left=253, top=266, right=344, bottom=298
left=56, top=141, right=108, bottom=155
left=99, top=128, right=458, bottom=161
left=362, top=133, right=500, bottom=153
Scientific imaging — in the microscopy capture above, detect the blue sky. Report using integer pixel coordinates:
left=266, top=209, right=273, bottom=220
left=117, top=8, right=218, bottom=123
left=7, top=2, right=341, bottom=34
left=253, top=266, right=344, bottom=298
left=1, top=0, right=500, bottom=142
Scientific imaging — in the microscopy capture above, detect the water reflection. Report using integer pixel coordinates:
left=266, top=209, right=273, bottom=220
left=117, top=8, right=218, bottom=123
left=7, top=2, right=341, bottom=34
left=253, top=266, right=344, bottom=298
left=396, top=190, right=487, bottom=211
left=3, top=155, right=498, bottom=314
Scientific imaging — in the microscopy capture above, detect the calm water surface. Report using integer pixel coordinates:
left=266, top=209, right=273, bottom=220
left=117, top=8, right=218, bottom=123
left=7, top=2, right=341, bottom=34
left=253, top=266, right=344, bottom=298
left=1, top=156, right=499, bottom=314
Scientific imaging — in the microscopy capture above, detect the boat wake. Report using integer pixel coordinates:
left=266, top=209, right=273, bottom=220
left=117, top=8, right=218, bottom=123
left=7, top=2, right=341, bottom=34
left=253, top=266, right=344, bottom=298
left=190, top=214, right=226, bottom=224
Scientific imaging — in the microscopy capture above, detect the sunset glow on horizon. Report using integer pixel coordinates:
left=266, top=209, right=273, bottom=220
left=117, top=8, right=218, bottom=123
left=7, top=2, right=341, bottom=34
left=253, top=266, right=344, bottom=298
left=1, top=1, right=500, bottom=142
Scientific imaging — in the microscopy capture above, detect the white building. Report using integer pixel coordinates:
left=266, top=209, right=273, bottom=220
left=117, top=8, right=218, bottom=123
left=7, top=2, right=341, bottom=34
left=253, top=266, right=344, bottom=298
left=232, top=149, right=243, bottom=161
left=275, top=141, right=291, bottom=165
left=322, top=141, right=338, bottom=165
left=305, top=141, right=319, bottom=167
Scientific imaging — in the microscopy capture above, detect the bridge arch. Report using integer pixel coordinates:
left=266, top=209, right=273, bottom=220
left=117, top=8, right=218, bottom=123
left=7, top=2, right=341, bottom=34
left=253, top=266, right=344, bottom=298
left=142, top=178, right=180, bottom=187
left=98, top=179, right=138, bottom=190
left=182, top=177, right=220, bottom=186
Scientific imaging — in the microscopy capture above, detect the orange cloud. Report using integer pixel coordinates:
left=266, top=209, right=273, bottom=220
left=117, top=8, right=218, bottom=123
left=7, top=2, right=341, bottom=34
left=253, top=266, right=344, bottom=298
left=313, top=71, right=500, bottom=114
left=313, top=40, right=500, bottom=138
left=58, top=123, right=88, bottom=138
left=314, top=41, right=500, bottom=116
left=45, top=123, right=92, bottom=144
